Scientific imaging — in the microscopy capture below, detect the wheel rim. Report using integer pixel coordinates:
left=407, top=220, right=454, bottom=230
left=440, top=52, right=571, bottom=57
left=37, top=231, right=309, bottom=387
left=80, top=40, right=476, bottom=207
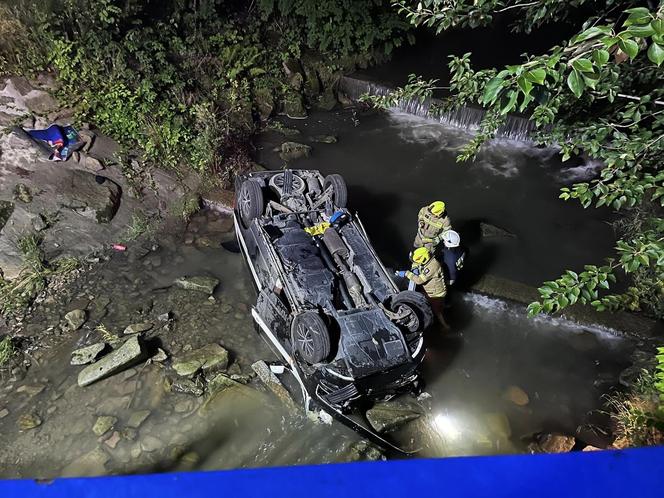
left=240, top=185, right=252, bottom=221
left=396, top=303, right=419, bottom=331
left=273, top=173, right=305, bottom=194
left=295, top=322, right=316, bottom=359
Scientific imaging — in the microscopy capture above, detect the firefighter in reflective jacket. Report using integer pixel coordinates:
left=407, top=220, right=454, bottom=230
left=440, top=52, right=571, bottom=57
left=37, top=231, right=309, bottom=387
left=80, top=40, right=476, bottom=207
left=395, top=247, right=447, bottom=325
left=414, top=201, right=452, bottom=251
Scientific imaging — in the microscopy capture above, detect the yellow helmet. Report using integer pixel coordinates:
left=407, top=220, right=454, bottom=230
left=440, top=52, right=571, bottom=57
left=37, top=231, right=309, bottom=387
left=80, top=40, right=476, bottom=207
left=412, top=247, right=431, bottom=265
left=429, top=201, right=446, bottom=216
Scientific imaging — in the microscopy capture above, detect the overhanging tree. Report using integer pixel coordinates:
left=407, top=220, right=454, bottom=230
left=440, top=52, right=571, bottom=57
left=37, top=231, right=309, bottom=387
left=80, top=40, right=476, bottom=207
left=367, top=1, right=664, bottom=318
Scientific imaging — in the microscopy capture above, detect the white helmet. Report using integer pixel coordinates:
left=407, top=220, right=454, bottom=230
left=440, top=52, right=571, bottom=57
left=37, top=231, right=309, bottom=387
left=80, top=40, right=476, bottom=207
left=442, top=230, right=460, bottom=248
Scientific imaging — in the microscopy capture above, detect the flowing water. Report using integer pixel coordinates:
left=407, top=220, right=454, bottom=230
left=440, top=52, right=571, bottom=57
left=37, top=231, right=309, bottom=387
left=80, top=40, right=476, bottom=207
left=0, top=106, right=640, bottom=479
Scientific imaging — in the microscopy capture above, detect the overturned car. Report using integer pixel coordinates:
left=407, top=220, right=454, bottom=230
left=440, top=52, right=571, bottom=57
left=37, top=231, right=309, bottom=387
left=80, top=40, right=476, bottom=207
left=234, top=169, right=431, bottom=449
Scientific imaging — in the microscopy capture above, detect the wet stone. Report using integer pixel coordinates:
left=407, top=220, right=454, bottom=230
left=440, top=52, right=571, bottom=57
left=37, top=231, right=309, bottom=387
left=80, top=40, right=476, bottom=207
left=104, top=431, right=121, bottom=449
left=123, top=322, right=153, bottom=335
left=64, top=309, right=87, bottom=331
left=126, top=410, right=151, bottom=429
left=78, top=335, right=145, bottom=387
left=13, top=183, right=33, bottom=203
left=533, top=433, right=576, bottom=453
left=502, top=385, right=529, bottom=406
left=208, top=373, right=241, bottom=394
left=174, top=276, right=219, bottom=295
left=172, top=344, right=229, bottom=377
left=16, top=384, right=45, bottom=397
left=152, top=348, right=168, bottom=362
left=171, top=378, right=204, bottom=397
left=140, top=435, right=164, bottom=453
left=0, top=408, right=8, bottom=419
left=279, top=141, right=311, bottom=162
left=251, top=360, right=297, bottom=412
left=61, top=448, right=110, bottom=477
left=366, top=402, right=422, bottom=433
left=71, top=343, right=106, bottom=365
left=310, top=134, right=338, bottom=144
left=92, top=416, right=117, bottom=436
left=17, top=413, right=42, bottom=431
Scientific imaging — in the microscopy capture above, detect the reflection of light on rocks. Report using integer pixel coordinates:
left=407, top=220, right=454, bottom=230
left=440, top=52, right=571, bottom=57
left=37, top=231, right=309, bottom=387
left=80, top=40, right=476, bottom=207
left=434, top=413, right=460, bottom=440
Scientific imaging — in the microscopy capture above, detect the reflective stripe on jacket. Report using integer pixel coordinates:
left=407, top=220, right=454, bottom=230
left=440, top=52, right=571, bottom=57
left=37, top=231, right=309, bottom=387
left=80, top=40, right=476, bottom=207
left=405, top=257, right=447, bottom=298
left=414, top=207, right=451, bottom=247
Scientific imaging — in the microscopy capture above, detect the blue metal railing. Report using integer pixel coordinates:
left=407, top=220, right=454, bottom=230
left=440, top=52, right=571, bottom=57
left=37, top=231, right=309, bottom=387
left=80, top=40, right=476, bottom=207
left=2, top=446, right=663, bottom=498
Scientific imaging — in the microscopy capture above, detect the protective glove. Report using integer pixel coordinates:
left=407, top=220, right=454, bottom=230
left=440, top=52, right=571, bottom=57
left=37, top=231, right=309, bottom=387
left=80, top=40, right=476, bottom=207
left=394, top=270, right=407, bottom=278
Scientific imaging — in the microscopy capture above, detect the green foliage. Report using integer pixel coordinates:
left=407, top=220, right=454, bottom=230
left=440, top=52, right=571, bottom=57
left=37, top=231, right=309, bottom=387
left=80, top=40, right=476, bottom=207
left=656, top=347, right=664, bottom=400
left=0, top=335, right=14, bottom=368
left=122, top=211, right=158, bottom=243
left=359, top=73, right=440, bottom=107
left=372, top=2, right=664, bottom=318
left=258, top=0, right=413, bottom=56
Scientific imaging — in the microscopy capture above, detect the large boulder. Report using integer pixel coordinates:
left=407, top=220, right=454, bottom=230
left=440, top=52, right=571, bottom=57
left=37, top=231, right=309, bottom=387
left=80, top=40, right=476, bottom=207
left=57, top=170, right=121, bottom=223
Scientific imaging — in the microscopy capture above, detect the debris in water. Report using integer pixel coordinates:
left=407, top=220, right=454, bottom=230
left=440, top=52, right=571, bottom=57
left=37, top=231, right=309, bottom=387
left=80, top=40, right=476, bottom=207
left=366, top=401, right=422, bottom=433
left=112, top=243, right=127, bottom=252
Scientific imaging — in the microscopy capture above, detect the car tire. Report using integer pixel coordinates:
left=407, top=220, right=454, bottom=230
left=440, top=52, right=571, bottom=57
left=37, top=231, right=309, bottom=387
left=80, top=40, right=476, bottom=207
left=390, top=290, right=433, bottom=333
left=291, top=312, right=331, bottom=364
left=324, top=174, right=348, bottom=208
left=238, top=180, right=264, bottom=229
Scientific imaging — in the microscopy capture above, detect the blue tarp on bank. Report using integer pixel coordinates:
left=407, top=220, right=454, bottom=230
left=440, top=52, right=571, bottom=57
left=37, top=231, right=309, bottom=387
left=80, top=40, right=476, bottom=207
left=2, top=446, right=663, bottom=498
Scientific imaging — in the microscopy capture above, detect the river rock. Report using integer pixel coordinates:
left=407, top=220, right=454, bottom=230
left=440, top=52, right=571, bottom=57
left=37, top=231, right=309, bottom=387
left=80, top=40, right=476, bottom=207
left=533, top=433, right=576, bottom=453
left=208, top=373, right=241, bottom=394
left=283, top=91, right=307, bottom=119
left=31, top=213, right=47, bottom=232
left=152, top=348, right=168, bottom=362
left=0, top=408, right=8, bottom=419
left=123, top=322, right=153, bottom=335
left=310, top=134, right=337, bottom=144
left=61, top=448, right=110, bottom=477
left=366, top=401, right=422, bottom=433
left=64, top=309, right=87, bottom=331
left=502, top=385, right=529, bottom=406
left=17, top=413, right=42, bottom=430
left=92, top=415, right=117, bottom=436
left=480, top=222, right=516, bottom=239
left=140, top=435, right=164, bottom=453
left=484, top=412, right=512, bottom=439
left=279, top=141, right=311, bottom=162
left=314, top=88, right=338, bottom=111
left=104, top=431, right=121, bottom=449
left=345, top=440, right=385, bottom=462
left=172, top=344, right=228, bottom=377
left=78, top=335, right=145, bottom=387
left=71, top=343, right=106, bottom=365
left=171, top=378, right=204, bottom=396
left=16, top=384, right=45, bottom=397
left=126, top=410, right=151, bottom=429
left=174, top=276, right=219, bottom=295
left=251, top=360, right=298, bottom=411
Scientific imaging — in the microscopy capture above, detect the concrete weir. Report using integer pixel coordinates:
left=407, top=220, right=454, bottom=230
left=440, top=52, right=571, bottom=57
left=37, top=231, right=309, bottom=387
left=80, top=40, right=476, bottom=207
left=469, top=274, right=662, bottom=340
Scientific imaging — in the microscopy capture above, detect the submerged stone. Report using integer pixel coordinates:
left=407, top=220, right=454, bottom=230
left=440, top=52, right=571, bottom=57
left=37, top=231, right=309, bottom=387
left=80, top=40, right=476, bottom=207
left=366, top=401, right=422, bottom=433
left=310, top=134, right=337, bottom=144
left=64, top=309, right=87, bottom=331
left=61, top=448, right=109, bottom=477
left=71, top=343, right=106, bottom=365
left=174, top=276, right=219, bottom=295
left=279, top=141, right=311, bottom=162
left=78, top=335, right=145, bottom=387
left=13, top=183, right=32, bottom=203
left=207, top=373, right=241, bottom=394
left=480, top=222, right=516, bottom=239
left=502, top=385, right=529, bottom=406
left=171, top=378, right=204, bottom=397
left=126, top=409, right=151, bottom=429
left=17, top=413, right=42, bottom=431
left=92, top=415, right=117, bottom=436
left=172, top=344, right=228, bottom=377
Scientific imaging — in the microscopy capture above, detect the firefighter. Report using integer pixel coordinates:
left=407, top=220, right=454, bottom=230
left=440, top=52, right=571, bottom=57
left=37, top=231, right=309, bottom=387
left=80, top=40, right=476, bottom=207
left=441, top=230, right=465, bottom=286
left=413, top=201, right=452, bottom=251
left=395, top=247, right=447, bottom=326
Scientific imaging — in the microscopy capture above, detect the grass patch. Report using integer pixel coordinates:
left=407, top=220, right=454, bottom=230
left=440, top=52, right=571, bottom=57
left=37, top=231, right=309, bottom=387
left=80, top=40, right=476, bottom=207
left=0, top=336, right=14, bottom=368
left=170, top=194, right=201, bottom=223
left=0, top=234, right=79, bottom=316
left=122, top=211, right=158, bottom=243
left=609, top=363, right=664, bottom=448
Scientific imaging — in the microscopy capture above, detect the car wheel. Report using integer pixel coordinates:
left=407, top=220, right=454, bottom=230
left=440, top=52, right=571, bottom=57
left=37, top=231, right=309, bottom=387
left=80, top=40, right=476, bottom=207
left=291, top=312, right=331, bottom=364
left=238, top=180, right=264, bottom=229
left=324, top=174, right=348, bottom=208
left=390, top=290, right=433, bottom=333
